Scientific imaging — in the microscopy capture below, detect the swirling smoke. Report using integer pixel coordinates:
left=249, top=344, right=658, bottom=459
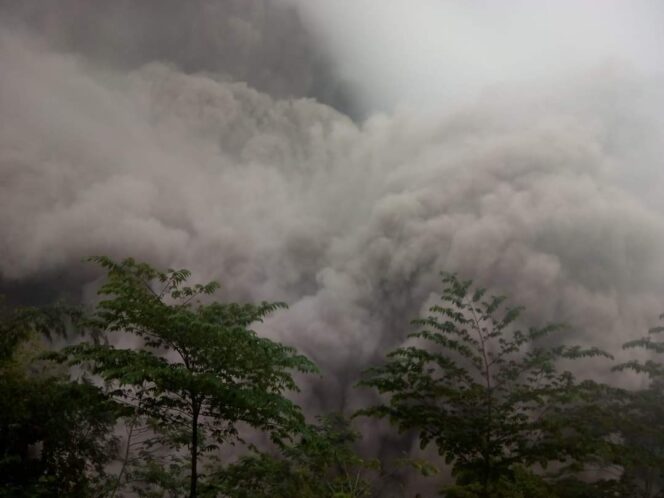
left=2, top=0, right=664, bottom=489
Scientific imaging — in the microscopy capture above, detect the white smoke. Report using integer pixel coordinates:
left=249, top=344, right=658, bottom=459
left=2, top=2, right=664, bottom=479
left=292, top=0, right=664, bottom=112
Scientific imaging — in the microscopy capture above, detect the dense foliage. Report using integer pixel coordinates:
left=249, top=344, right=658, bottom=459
left=206, top=414, right=379, bottom=498
left=0, top=301, right=119, bottom=497
left=53, top=257, right=317, bottom=497
left=358, top=274, right=616, bottom=497
left=612, top=315, right=664, bottom=497
left=2, top=259, right=664, bottom=497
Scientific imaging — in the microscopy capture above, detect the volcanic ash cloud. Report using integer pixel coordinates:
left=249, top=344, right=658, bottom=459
left=2, top=26, right=664, bottom=413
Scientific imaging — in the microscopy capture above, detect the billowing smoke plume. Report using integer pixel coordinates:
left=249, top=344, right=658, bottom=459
left=0, top=0, right=356, bottom=110
left=2, top=0, right=664, bottom=484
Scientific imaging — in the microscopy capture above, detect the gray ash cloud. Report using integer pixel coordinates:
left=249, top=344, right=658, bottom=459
left=0, top=0, right=358, bottom=113
left=1, top=2, right=664, bottom=491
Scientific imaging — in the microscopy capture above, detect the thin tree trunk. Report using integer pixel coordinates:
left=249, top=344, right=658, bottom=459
left=469, top=300, right=493, bottom=498
left=190, top=399, right=200, bottom=498
left=109, top=412, right=138, bottom=498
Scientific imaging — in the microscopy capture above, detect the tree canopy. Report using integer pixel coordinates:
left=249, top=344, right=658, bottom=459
left=358, top=274, right=616, bottom=497
left=5, top=260, right=664, bottom=497
left=54, top=256, right=317, bottom=497
left=0, top=300, right=119, bottom=497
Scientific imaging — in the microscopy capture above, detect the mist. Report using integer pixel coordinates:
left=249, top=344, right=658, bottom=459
left=2, top=0, right=664, bottom=485
left=293, top=0, right=664, bottom=111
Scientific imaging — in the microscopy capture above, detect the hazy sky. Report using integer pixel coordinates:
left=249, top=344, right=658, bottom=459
left=293, top=0, right=664, bottom=111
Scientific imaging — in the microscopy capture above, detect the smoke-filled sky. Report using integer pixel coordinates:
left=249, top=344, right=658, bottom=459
left=2, top=0, right=664, bottom=474
left=295, top=0, right=664, bottom=111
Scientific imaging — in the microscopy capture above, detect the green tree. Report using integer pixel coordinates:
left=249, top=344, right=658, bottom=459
left=55, top=256, right=317, bottom=498
left=613, top=315, right=664, bottom=497
left=206, top=414, right=379, bottom=498
left=358, top=274, right=614, bottom=497
left=0, top=300, right=119, bottom=497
